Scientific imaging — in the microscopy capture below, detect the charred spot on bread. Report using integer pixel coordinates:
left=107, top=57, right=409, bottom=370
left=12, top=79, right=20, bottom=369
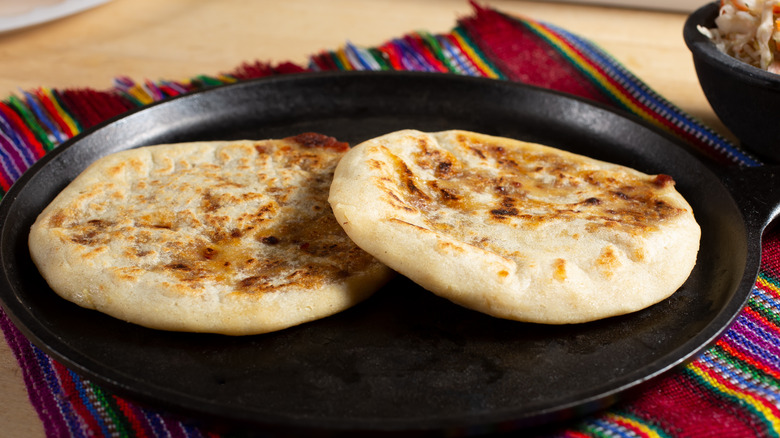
left=288, top=132, right=349, bottom=152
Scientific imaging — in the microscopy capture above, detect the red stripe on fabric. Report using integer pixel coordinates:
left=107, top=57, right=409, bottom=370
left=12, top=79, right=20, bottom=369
left=755, top=276, right=780, bottom=301
left=693, top=360, right=780, bottom=431
left=457, top=4, right=608, bottom=103
left=113, top=395, right=154, bottom=437
left=0, top=107, right=35, bottom=182
left=0, top=178, right=12, bottom=194
left=0, top=136, right=19, bottom=191
left=442, top=32, right=493, bottom=77
left=743, top=305, right=780, bottom=339
left=50, top=360, right=103, bottom=433
left=0, top=172, right=13, bottom=193
left=625, top=373, right=765, bottom=437
left=50, top=90, right=82, bottom=136
left=157, top=84, right=184, bottom=97
left=34, top=90, right=77, bottom=138
left=378, top=42, right=405, bottom=70
left=405, top=34, right=449, bottom=72
left=715, top=338, right=780, bottom=380
left=144, top=80, right=165, bottom=101
left=560, top=431, right=592, bottom=438
left=608, top=416, right=650, bottom=436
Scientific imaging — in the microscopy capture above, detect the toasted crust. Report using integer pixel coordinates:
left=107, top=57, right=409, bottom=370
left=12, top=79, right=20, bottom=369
left=29, top=134, right=394, bottom=335
left=328, top=130, right=701, bottom=323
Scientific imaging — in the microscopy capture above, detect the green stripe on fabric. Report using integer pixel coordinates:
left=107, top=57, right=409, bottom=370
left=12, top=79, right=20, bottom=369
left=49, top=90, right=84, bottom=134
left=117, top=92, right=145, bottom=107
left=419, top=31, right=459, bottom=73
left=576, top=419, right=621, bottom=438
left=681, top=366, right=780, bottom=438
left=88, top=382, right=134, bottom=437
left=367, top=48, right=392, bottom=70
left=192, top=75, right=225, bottom=88
left=4, top=96, right=56, bottom=151
left=759, top=271, right=780, bottom=290
left=709, top=346, right=780, bottom=392
left=330, top=52, right=349, bottom=71
left=747, top=296, right=780, bottom=326
left=519, top=21, right=620, bottom=105
left=451, top=26, right=507, bottom=79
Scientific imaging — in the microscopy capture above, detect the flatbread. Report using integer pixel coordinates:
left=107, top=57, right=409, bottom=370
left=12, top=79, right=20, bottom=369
left=28, top=133, right=394, bottom=335
left=328, top=129, right=700, bottom=324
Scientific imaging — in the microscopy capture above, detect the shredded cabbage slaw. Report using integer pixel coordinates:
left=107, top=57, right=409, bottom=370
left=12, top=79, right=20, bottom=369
left=698, top=0, right=780, bottom=73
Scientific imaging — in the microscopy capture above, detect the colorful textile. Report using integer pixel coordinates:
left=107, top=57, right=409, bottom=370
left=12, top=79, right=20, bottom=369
left=0, top=3, right=777, bottom=437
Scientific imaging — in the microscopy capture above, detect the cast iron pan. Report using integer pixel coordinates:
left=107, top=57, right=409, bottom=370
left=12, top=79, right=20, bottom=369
left=1, top=72, right=778, bottom=436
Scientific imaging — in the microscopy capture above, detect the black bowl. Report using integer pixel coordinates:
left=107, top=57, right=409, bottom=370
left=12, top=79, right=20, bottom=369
left=684, top=1, right=780, bottom=162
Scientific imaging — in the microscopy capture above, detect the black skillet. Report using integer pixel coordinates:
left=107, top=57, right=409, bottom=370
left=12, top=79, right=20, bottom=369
left=1, top=72, right=778, bottom=436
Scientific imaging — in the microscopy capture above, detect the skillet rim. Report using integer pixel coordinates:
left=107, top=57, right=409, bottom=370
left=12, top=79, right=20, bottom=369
left=0, top=70, right=761, bottom=433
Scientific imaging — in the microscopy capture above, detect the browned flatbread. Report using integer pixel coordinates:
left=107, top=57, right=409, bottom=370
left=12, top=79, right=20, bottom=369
left=28, top=133, right=394, bottom=335
left=328, top=129, right=700, bottom=324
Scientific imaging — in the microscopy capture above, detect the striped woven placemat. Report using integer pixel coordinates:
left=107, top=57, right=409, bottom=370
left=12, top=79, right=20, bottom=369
left=2, top=4, right=778, bottom=437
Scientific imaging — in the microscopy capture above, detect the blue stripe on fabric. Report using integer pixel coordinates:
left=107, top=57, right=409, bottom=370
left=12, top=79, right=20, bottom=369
left=588, top=418, right=637, bottom=438
left=23, top=92, right=66, bottom=144
left=345, top=42, right=378, bottom=71
left=0, top=109, right=37, bottom=167
left=701, top=352, right=780, bottom=405
left=0, top=128, right=23, bottom=182
left=436, top=35, right=480, bottom=76
left=544, top=21, right=761, bottom=167
left=33, top=348, right=86, bottom=437
left=68, top=370, right=112, bottom=438
left=752, top=288, right=780, bottom=315
left=724, top=327, right=780, bottom=370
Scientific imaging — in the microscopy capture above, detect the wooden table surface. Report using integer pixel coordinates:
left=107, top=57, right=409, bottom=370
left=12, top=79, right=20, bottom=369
left=0, top=1, right=720, bottom=436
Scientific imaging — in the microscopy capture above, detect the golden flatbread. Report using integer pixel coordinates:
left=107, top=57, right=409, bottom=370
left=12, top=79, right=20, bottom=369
left=29, top=133, right=393, bottom=335
left=328, top=129, right=700, bottom=324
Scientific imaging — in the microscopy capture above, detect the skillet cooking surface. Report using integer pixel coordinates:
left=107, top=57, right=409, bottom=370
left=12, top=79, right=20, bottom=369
left=0, top=72, right=755, bottom=434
